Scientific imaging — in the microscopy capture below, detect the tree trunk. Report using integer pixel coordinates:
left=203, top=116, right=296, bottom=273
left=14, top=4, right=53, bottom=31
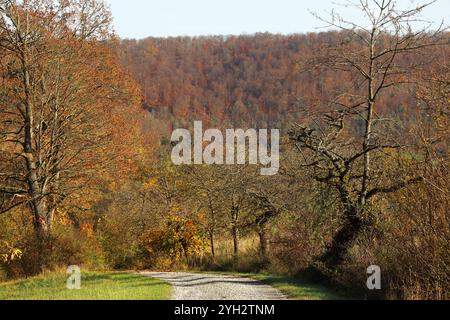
left=22, top=53, right=51, bottom=270
left=207, top=200, right=217, bottom=259
left=258, top=226, right=268, bottom=258
left=33, top=206, right=50, bottom=240
left=31, top=200, right=50, bottom=273
left=209, top=230, right=216, bottom=258
left=232, top=226, right=239, bottom=259
left=321, top=206, right=363, bottom=269
left=231, top=206, right=239, bottom=260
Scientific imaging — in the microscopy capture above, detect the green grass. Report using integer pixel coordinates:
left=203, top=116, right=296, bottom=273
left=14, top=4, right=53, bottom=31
left=200, top=271, right=342, bottom=300
left=0, top=271, right=172, bottom=300
left=250, top=273, right=341, bottom=300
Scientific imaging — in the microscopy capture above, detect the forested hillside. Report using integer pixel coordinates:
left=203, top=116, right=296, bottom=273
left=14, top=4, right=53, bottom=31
left=118, top=33, right=447, bottom=132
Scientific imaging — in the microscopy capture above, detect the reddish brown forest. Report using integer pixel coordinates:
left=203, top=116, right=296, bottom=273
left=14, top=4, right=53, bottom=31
left=118, top=32, right=447, bottom=133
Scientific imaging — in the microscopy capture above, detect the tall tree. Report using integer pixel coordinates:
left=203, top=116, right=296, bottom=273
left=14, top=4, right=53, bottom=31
left=0, top=0, right=141, bottom=268
left=289, top=0, right=447, bottom=268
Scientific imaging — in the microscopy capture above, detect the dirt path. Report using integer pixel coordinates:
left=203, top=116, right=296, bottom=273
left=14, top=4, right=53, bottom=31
left=141, top=272, right=287, bottom=300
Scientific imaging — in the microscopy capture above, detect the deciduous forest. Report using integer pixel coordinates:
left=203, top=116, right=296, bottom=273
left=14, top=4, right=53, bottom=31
left=0, top=0, right=448, bottom=300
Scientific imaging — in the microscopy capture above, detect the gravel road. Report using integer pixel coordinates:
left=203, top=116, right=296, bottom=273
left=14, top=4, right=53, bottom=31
left=141, top=272, right=287, bottom=300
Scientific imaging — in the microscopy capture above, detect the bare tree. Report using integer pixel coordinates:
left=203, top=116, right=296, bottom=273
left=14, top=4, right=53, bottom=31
left=290, top=0, right=448, bottom=268
left=180, top=164, right=228, bottom=259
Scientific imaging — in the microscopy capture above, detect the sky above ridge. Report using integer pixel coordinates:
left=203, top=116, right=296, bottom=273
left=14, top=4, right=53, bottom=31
left=106, top=0, right=449, bottom=39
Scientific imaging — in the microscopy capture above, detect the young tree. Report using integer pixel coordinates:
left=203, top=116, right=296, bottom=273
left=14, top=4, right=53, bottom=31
left=289, top=0, right=447, bottom=268
left=180, top=164, right=227, bottom=258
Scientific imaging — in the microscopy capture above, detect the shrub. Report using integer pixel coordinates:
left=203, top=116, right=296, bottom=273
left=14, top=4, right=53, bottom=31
left=141, top=215, right=208, bottom=269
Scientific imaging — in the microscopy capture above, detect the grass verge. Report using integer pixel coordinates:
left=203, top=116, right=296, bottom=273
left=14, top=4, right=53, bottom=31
left=0, top=271, right=172, bottom=300
left=250, top=273, right=342, bottom=300
left=199, top=271, right=342, bottom=300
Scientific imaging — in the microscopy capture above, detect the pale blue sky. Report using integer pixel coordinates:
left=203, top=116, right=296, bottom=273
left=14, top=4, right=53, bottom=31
left=106, top=0, right=449, bottom=39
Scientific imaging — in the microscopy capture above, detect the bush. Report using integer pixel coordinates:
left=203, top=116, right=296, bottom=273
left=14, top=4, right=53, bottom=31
left=0, top=215, right=106, bottom=280
left=140, top=215, right=208, bottom=270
